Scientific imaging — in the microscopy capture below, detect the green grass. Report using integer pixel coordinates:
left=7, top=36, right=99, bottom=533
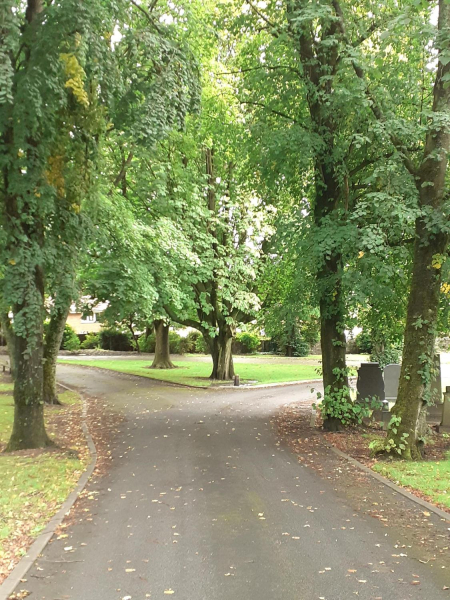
left=0, top=382, right=14, bottom=393
left=59, top=358, right=321, bottom=387
left=373, top=454, right=450, bottom=509
left=0, top=386, right=87, bottom=572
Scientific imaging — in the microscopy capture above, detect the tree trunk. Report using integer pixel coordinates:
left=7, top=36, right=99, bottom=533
left=151, top=320, right=175, bottom=369
left=0, top=312, right=16, bottom=378
left=319, top=264, right=349, bottom=431
left=209, top=326, right=235, bottom=380
left=386, top=221, right=447, bottom=459
left=384, top=0, right=450, bottom=458
left=43, top=304, right=70, bottom=405
left=6, top=288, right=52, bottom=451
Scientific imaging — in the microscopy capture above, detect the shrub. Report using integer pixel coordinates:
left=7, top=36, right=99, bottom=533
left=355, top=331, right=373, bottom=354
left=235, top=332, right=261, bottom=354
left=99, top=327, right=132, bottom=352
left=61, top=324, right=80, bottom=351
left=184, top=330, right=201, bottom=353
left=80, top=333, right=100, bottom=349
left=168, top=331, right=182, bottom=354
left=195, top=335, right=208, bottom=354
left=370, top=345, right=402, bottom=369
left=140, top=333, right=156, bottom=353
left=294, top=339, right=309, bottom=357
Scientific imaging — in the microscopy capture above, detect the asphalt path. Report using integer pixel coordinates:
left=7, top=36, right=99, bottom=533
left=21, top=364, right=449, bottom=600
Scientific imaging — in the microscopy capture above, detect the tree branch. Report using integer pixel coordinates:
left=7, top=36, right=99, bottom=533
left=129, top=0, right=162, bottom=33
left=239, top=100, right=299, bottom=124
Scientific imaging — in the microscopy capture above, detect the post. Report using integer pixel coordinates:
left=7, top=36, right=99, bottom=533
left=234, top=374, right=240, bottom=387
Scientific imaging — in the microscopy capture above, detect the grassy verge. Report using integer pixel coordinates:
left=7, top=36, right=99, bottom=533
left=0, top=382, right=89, bottom=582
left=372, top=454, right=450, bottom=510
left=59, top=358, right=320, bottom=387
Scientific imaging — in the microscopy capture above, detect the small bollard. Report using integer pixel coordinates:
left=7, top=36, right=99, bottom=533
left=234, top=374, right=240, bottom=387
left=2, top=365, right=4, bottom=373
left=381, top=400, right=390, bottom=431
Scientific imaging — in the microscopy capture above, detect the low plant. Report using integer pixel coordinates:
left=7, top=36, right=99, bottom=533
left=235, top=332, right=261, bottom=354
left=80, top=333, right=100, bottom=349
left=61, top=324, right=80, bottom=351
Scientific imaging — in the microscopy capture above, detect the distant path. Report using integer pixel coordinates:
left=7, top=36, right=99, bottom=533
left=21, top=365, right=449, bottom=600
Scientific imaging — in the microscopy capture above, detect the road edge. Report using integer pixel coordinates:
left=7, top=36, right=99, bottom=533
left=0, top=383, right=97, bottom=600
left=326, top=442, right=450, bottom=523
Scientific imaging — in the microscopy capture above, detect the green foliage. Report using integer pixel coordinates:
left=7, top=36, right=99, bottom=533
left=61, top=325, right=80, bottom=352
left=370, top=345, right=403, bottom=369
left=195, top=335, right=207, bottom=354
left=234, top=332, right=261, bottom=354
left=80, top=333, right=100, bottom=350
left=140, top=334, right=156, bottom=354
left=183, top=330, right=201, bottom=353
left=168, top=332, right=183, bottom=355
left=316, top=385, right=381, bottom=427
left=355, top=331, right=373, bottom=354
left=99, top=328, right=132, bottom=352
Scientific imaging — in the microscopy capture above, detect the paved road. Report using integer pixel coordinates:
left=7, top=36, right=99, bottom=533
left=21, top=365, right=449, bottom=600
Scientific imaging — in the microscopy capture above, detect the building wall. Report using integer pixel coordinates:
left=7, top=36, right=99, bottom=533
left=67, top=313, right=102, bottom=335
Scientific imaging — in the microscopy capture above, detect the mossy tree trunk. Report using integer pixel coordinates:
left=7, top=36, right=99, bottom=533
left=6, top=266, right=52, bottom=451
left=383, top=0, right=450, bottom=459
left=387, top=222, right=448, bottom=459
left=0, top=312, right=16, bottom=378
left=151, top=320, right=175, bottom=369
left=43, top=304, right=70, bottom=405
left=319, top=257, right=349, bottom=432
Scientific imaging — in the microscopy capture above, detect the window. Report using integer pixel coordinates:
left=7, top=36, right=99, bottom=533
left=81, top=313, right=96, bottom=324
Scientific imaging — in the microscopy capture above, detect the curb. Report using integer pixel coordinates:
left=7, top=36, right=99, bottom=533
left=326, top=442, right=450, bottom=523
left=0, top=383, right=97, bottom=600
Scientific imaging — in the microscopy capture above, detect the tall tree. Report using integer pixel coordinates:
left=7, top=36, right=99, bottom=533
left=0, top=0, right=198, bottom=449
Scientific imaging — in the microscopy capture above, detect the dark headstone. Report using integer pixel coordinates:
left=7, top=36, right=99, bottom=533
left=357, top=362, right=385, bottom=404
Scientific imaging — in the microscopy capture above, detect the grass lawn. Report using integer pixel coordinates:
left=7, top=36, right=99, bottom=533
left=59, top=358, right=321, bottom=387
left=0, top=385, right=89, bottom=582
left=372, top=453, right=450, bottom=510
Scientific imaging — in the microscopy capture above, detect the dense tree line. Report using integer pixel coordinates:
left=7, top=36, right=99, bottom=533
left=1, top=0, right=449, bottom=458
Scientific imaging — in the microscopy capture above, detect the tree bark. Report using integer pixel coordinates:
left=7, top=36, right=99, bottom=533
left=6, top=272, right=52, bottom=451
left=387, top=222, right=447, bottom=458
left=209, top=325, right=235, bottom=380
left=0, top=312, right=16, bottom=378
left=383, top=0, right=450, bottom=459
left=43, top=304, right=70, bottom=405
left=319, top=258, right=349, bottom=432
left=151, top=320, right=175, bottom=369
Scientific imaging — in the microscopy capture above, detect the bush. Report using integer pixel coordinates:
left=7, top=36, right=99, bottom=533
left=80, top=333, right=100, bottom=349
left=235, top=332, right=261, bottom=354
left=370, top=345, right=402, bottom=369
left=195, top=335, right=208, bottom=354
left=294, top=339, right=309, bottom=357
left=184, top=330, right=201, bottom=353
left=61, top=324, right=80, bottom=351
left=355, top=331, right=373, bottom=354
left=99, top=327, right=133, bottom=352
left=168, top=331, right=183, bottom=354
left=140, top=333, right=156, bottom=353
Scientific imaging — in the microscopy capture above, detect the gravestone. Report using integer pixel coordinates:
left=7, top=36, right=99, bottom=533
left=356, top=362, right=385, bottom=404
left=429, top=354, right=443, bottom=405
left=384, top=364, right=401, bottom=402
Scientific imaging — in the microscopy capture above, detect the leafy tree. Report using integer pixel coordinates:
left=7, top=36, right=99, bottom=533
left=0, top=0, right=198, bottom=449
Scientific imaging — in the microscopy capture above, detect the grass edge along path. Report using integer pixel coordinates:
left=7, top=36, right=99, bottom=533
left=0, top=384, right=90, bottom=583
left=58, top=358, right=320, bottom=387
left=372, top=453, right=450, bottom=511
